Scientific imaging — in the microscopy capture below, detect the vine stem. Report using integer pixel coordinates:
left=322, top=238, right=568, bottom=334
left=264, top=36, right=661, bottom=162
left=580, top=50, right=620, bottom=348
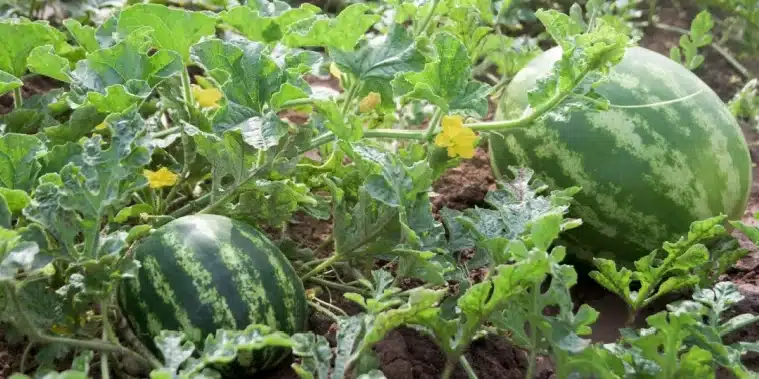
left=101, top=328, right=111, bottom=379
left=307, top=300, right=341, bottom=322
left=466, top=67, right=591, bottom=131
left=301, top=254, right=341, bottom=281
left=306, top=276, right=367, bottom=294
left=423, top=108, right=444, bottom=142
left=525, top=282, right=541, bottom=379
left=20, top=342, right=34, bottom=373
left=304, top=67, right=592, bottom=151
left=341, top=81, right=362, bottom=115
left=5, top=283, right=159, bottom=370
left=180, top=68, right=194, bottom=108
left=163, top=121, right=190, bottom=210
left=415, top=0, right=441, bottom=37
left=441, top=357, right=457, bottom=379
left=304, top=129, right=426, bottom=151
left=150, top=126, right=179, bottom=138
left=279, top=98, right=316, bottom=109
left=459, top=356, right=478, bottom=379
left=13, top=87, right=23, bottom=108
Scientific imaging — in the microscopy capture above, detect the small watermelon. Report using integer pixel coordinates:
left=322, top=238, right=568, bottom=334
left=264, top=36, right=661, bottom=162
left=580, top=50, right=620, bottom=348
left=118, top=214, right=308, bottom=372
left=489, top=46, right=752, bottom=264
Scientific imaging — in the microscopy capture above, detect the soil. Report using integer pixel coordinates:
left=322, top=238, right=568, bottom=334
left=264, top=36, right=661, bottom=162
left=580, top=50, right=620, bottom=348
left=3, top=1, right=759, bottom=378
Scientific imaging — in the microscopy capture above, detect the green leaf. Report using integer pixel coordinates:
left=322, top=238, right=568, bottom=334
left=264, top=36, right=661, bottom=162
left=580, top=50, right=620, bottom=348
left=525, top=9, right=630, bottom=121
left=0, top=193, right=9, bottom=229
left=41, top=142, right=83, bottom=176
left=283, top=3, right=380, bottom=51
left=332, top=315, right=366, bottom=379
left=69, top=28, right=183, bottom=113
left=185, top=125, right=261, bottom=203
left=313, top=101, right=363, bottom=141
left=291, top=333, right=333, bottom=379
left=0, top=241, right=50, bottom=280
left=362, top=288, right=451, bottom=348
left=670, top=10, right=713, bottom=70
left=181, top=324, right=293, bottom=376
left=117, top=3, right=218, bottom=64
left=222, top=2, right=322, bottom=44
left=25, top=109, right=150, bottom=257
left=63, top=19, right=100, bottom=53
left=447, top=167, right=580, bottom=266
left=2, top=108, right=59, bottom=135
left=0, top=188, right=31, bottom=214
left=227, top=179, right=321, bottom=226
left=331, top=24, right=426, bottom=82
left=0, top=133, right=46, bottom=191
left=0, top=70, right=23, bottom=97
left=191, top=38, right=287, bottom=114
left=58, top=110, right=150, bottom=221
left=393, top=31, right=491, bottom=117
left=0, top=18, right=69, bottom=78
left=153, top=331, right=196, bottom=375
left=271, top=82, right=311, bottom=111
left=591, top=216, right=726, bottom=311
left=27, top=45, right=71, bottom=83
left=23, top=183, right=81, bottom=256
left=43, top=105, right=107, bottom=146
left=114, top=203, right=153, bottom=223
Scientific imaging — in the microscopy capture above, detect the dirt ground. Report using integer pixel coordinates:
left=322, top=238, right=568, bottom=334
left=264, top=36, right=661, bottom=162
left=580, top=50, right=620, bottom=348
left=2, top=1, right=759, bottom=378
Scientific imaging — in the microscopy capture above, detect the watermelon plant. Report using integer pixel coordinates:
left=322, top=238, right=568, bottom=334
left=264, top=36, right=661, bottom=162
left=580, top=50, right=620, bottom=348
left=0, top=1, right=758, bottom=379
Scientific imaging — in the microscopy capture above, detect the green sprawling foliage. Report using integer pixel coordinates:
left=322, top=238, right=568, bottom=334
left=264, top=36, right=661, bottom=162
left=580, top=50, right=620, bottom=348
left=0, top=1, right=758, bottom=379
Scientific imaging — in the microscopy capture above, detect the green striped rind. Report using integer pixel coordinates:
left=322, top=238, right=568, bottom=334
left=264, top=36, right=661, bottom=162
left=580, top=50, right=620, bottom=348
left=489, top=46, right=752, bottom=264
left=118, top=214, right=308, bottom=371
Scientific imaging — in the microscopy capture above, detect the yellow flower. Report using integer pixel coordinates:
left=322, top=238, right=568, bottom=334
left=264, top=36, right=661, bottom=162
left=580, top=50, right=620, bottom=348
left=143, top=167, right=179, bottom=189
left=192, top=84, right=223, bottom=108
left=358, top=92, right=381, bottom=113
left=434, top=115, right=478, bottom=159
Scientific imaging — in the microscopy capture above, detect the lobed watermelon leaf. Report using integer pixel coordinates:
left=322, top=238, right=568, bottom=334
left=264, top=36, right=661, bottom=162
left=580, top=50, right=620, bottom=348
left=590, top=215, right=737, bottom=324
left=222, top=1, right=322, bottom=44
left=283, top=3, right=379, bottom=51
left=393, top=31, right=492, bottom=118
left=68, top=28, right=183, bottom=113
left=117, top=3, right=218, bottom=64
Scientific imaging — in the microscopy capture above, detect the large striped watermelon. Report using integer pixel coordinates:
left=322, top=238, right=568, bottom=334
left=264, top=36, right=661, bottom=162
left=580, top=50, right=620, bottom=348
left=489, top=46, right=752, bottom=265
left=118, top=214, right=308, bottom=372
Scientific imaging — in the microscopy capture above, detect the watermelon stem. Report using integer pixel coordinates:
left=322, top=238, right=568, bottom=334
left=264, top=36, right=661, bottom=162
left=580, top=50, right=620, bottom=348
left=465, top=65, right=590, bottom=132
left=4, top=282, right=160, bottom=370
left=307, top=276, right=368, bottom=295
left=414, top=0, right=441, bottom=37
left=13, top=87, right=22, bottom=109
left=101, top=328, right=111, bottom=379
left=423, top=108, right=444, bottom=142
left=301, top=254, right=341, bottom=281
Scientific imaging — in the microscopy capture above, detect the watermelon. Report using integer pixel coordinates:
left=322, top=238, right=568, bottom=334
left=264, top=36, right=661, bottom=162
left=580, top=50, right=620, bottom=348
left=488, top=46, right=752, bottom=264
left=118, top=214, right=308, bottom=371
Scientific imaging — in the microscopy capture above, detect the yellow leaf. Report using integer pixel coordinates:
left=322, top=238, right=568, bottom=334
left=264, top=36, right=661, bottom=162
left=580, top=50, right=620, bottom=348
left=192, top=84, right=222, bottom=108
left=358, top=92, right=381, bottom=113
left=95, top=121, right=107, bottom=130
left=329, top=62, right=344, bottom=89
left=143, top=167, right=179, bottom=189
